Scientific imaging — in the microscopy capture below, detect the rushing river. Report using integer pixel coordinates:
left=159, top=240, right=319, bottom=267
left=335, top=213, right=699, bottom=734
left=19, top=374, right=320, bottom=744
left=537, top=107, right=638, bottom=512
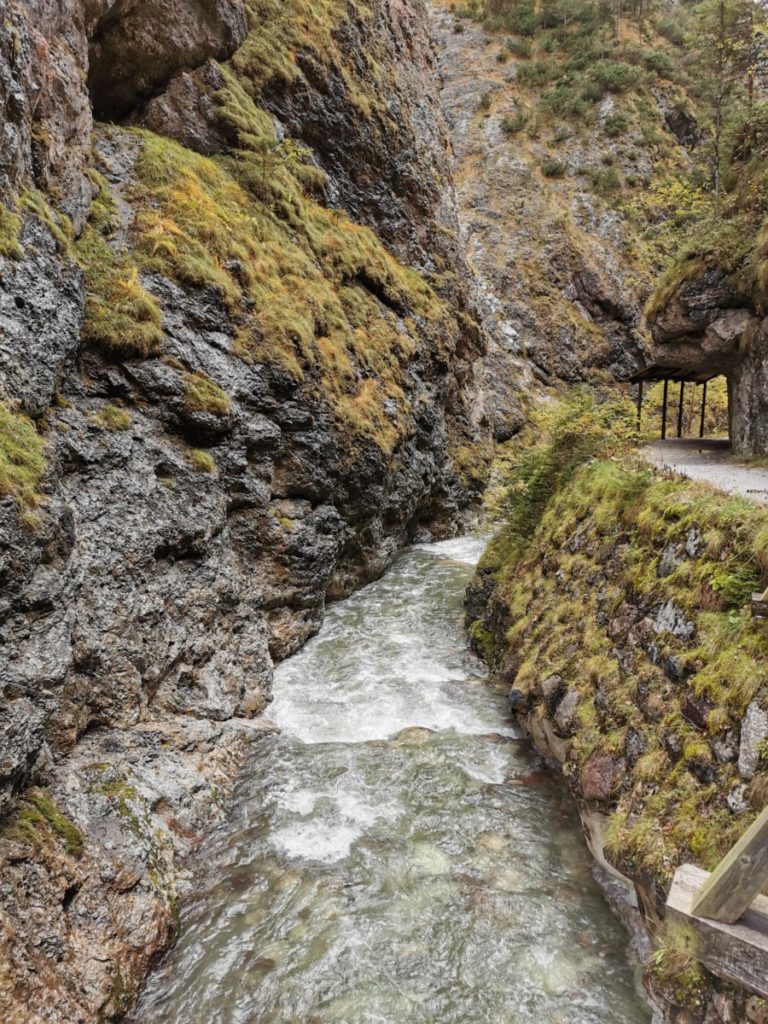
left=137, top=537, right=650, bottom=1024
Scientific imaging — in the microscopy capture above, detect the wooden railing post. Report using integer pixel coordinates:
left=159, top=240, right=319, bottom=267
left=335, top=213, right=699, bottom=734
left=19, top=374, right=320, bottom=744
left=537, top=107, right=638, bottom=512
left=691, top=806, right=768, bottom=924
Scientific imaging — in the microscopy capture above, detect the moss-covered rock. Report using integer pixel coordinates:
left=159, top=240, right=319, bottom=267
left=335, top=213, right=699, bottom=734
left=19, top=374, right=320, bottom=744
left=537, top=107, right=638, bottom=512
left=469, top=393, right=768, bottom=1016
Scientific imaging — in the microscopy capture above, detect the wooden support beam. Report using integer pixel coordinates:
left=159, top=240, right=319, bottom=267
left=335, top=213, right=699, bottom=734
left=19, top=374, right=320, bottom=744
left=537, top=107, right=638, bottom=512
left=667, top=863, right=768, bottom=998
left=677, top=382, right=685, bottom=438
left=691, top=805, right=768, bottom=923
left=636, top=380, right=643, bottom=433
left=699, top=380, right=707, bottom=439
left=661, top=378, right=669, bottom=440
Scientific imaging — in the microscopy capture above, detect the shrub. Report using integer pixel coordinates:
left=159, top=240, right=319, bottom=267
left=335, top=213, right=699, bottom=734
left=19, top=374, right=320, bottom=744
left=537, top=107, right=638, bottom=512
left=541, top=158, right=568, bottom=177
left=540, top=84, right=591, bottom=119
left=645, top=49, right=675, bottom=78
left=552, top=124, right=571, bottom=144
left=478, top=91, right=493, bottom=111
left=591, top=60, right=643, bottom=93
left=589, top=165, right=622, bottom=194
left=506, top=37, right=532, bottom=58
left=501, top=111, right=529, bottom=134
left=496, top=48, right=510, bottom=62
left=502, top=5, right=538, bottom=35
left=484, top=388, right=636, bottom=560
left=580, top=78, right=605, bottom=103
left=657, top=12, right=687, bottom=47
left=603, top=112, right=628, bottom=138
left=517, top=59, right=558, bottom=87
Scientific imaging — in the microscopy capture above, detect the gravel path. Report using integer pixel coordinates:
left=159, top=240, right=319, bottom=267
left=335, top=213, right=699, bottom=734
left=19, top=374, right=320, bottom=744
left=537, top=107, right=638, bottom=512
left=644, top=439, right=768, bottom=506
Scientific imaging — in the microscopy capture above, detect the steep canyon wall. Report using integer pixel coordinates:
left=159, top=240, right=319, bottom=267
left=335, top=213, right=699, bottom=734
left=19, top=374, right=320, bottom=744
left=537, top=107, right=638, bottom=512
left=0, top=1, right=491, bottom=1018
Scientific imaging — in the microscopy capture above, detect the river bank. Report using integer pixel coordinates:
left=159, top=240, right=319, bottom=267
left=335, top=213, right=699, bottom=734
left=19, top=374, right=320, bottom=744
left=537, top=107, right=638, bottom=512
left=466, top=394, right=768, bottom=1023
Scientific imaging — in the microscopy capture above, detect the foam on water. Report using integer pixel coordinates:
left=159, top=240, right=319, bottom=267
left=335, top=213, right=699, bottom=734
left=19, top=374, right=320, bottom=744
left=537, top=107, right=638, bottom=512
left=136, top=538, right=650, bottom=1024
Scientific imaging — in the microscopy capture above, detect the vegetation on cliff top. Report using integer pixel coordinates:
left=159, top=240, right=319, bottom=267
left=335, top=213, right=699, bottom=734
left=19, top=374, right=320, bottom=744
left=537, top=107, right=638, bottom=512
left=475, top=391, right=768, bottom=911
left=454, top=0, right=768, bottom=341
left=452, top=0, right=700, bottom=272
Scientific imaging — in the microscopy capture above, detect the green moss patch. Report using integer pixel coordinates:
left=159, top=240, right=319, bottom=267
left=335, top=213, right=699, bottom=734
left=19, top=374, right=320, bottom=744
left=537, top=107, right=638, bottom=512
left=183, top=372, right=231, bottom=417
left=5, top=790, right=84, bottom=858
left=186, top=448, right=216, bottom=473
left=92, top=404, right=132, bottom=431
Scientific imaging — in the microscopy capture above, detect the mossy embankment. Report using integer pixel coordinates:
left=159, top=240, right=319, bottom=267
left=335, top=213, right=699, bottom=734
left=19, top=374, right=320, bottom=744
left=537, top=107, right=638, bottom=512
left=468, top=391, right=768, bottom=1016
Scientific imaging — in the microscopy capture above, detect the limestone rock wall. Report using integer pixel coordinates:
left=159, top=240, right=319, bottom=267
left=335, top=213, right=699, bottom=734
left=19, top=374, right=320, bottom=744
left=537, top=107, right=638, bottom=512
left=648, top=267, right=768, bottom=455
left=0, top=1, right=489, bottom=1018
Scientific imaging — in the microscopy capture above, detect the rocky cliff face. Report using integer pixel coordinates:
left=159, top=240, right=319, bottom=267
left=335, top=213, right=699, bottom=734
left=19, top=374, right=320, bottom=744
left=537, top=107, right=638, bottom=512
left=648, top=266, right=768, bottom=455
left=0, top=1, right=488, bottom=1018
left=425, top=0, right=693, bottom=437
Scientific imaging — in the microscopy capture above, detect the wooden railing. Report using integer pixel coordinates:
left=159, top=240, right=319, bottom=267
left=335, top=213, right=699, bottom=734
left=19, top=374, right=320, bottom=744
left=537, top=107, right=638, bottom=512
left=666, top=806, right=768, bottom=997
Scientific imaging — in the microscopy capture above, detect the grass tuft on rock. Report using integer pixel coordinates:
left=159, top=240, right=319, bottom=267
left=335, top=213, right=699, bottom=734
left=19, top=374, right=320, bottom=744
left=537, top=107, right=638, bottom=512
left=92, top=404, right=132, bottom=431
left=183, top=372, right=231, bottom=417
left=75, top=170, right=163, bottom=358
left=0, top=402, right=47, bottom=509
left=0, top=203, right=22, bottom=260
left=186, top=448, right=216, bottom=473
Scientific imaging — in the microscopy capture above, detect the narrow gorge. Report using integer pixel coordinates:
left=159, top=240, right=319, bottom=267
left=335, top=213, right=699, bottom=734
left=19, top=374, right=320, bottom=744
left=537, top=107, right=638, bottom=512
left=1, top=0, right=767, bottom=1022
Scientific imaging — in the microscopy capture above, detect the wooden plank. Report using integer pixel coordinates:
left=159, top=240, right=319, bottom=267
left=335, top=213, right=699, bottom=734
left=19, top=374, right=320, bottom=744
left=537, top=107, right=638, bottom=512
left=691, top=805, right=768, bottom=923
left=752, top=593, right=768, bottom=618
left=667, top=863, right=768, bottom=998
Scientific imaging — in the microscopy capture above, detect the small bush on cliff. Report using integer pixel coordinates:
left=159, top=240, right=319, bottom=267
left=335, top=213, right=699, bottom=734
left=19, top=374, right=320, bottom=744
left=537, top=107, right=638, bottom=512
left=541, top=158, right=568, bottom=177
left=501, top=110, right=529, bottom=134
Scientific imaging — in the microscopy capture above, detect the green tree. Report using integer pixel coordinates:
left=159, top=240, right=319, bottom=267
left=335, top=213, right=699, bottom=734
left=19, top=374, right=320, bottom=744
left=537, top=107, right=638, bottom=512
left=687, top=0, right=759, bottom=199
